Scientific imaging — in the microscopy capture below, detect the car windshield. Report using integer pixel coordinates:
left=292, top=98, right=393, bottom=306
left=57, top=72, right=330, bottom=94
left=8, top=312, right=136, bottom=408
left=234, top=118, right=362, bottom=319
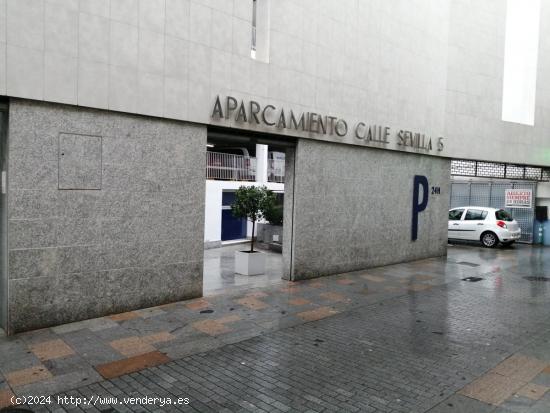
left=495, top=209, right=513, bottom=221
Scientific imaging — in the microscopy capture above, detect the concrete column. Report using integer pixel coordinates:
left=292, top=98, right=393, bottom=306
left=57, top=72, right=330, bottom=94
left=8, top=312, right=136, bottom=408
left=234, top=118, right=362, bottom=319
left=282, top=146, right=296, bottom=281
left=255, top=144, right=268, bottom=184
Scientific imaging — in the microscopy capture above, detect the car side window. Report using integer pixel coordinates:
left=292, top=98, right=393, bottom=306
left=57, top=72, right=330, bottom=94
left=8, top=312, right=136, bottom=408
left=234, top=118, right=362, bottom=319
left=449, top=209, right=464, bottom=220
left=464, top=209, right=487, bottom=220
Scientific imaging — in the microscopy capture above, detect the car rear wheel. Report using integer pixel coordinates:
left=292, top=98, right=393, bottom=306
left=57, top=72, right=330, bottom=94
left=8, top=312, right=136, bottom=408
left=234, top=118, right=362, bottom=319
left=481, top=231, right=499, bottom=248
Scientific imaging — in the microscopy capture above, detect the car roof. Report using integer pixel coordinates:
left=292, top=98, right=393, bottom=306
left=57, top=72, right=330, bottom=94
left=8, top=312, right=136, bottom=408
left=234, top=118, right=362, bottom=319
left=450, top=206, right=500, bottom=211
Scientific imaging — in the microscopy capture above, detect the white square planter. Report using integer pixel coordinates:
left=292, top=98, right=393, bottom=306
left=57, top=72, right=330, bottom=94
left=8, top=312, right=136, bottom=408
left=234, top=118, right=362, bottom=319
left=235, top=250, right=266, bottom=276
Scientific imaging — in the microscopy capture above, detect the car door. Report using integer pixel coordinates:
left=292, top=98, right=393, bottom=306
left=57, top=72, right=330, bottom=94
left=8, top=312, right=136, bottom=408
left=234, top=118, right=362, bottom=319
left=460, top=208, right=489, bottom=241
left=448, top=208, right=466, bottom=239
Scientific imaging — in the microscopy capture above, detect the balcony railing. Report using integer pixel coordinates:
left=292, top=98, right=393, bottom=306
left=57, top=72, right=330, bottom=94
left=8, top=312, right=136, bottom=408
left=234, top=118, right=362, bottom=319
left=268, top=159, right=285, bottom=183
left=206, top=152, right=256, bottom=181
left=206, top=151, right=285, bottom=183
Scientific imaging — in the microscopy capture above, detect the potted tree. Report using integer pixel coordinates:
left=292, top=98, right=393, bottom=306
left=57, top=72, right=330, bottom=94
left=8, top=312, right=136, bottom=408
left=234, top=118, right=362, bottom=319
left=231, top=185, right=276, bottom=275
left=258, top=197, right=283, bottom=252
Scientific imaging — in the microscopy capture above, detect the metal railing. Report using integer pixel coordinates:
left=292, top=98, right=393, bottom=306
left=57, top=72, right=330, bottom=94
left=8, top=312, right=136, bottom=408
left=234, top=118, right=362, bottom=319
left=267, top=159, right=285, bottom=183
left=206, top=152, right=256, bottom=181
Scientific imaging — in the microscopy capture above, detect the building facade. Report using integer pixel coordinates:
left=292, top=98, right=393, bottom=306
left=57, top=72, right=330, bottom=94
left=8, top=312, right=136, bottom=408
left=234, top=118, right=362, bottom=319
left=0, top=0, right=549, bottom=333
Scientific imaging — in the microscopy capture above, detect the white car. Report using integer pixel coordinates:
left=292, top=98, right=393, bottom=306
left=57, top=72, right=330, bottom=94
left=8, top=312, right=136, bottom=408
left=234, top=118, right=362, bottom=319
left=448, top=206, right=521, bottom=248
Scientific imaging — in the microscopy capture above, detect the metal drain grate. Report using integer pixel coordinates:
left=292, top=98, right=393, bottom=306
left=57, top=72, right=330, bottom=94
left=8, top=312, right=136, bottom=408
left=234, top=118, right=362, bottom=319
left=462, top=277, right=484, bottom=282
left=523, top=276, right=550, bottom=282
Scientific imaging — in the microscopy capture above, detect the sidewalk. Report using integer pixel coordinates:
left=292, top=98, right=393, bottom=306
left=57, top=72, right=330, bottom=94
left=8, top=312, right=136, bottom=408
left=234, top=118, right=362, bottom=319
left=1, top=244, right=548, bottom=412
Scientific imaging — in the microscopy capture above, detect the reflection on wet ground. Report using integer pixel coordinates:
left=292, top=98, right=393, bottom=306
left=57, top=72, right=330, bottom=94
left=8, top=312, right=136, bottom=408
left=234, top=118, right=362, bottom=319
left=203, top=243, right=284, bottom=295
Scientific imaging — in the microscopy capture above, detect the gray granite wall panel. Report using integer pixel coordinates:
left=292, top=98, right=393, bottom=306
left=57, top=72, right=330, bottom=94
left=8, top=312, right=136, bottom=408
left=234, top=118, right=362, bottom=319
left=58, top=133, right=102, bottom=190
left=7, top=99, right=205, bottom=333
left=289, top=139, right=450, bottom=280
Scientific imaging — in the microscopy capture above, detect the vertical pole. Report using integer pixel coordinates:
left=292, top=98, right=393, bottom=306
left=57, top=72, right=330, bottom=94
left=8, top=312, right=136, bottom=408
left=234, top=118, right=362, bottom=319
left=255, top=144, right=268, bottom=184
left=251, top=219, right=255, bottom=252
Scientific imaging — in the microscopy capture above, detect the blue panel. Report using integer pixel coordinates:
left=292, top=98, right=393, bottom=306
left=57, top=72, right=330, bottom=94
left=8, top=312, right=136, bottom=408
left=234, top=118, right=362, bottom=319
left=222, top=191, right=236, bottom=206
left=221, top=209, right=247, bottom=241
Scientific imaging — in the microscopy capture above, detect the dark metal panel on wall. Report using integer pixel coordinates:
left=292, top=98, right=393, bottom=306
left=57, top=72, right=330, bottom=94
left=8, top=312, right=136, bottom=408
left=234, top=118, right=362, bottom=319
left=0, top=101, right=8, bottom=332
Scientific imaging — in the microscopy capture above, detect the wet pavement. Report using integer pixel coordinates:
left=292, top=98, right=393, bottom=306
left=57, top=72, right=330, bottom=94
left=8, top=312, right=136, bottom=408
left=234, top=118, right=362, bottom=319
left=203, top=243, right=284, bottom=295
left=1, top=244, right=550, bottom=412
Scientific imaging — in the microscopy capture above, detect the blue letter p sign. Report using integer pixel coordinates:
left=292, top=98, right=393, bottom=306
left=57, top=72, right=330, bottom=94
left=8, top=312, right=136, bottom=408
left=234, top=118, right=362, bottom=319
left=412, top=175, right=429, bottom=241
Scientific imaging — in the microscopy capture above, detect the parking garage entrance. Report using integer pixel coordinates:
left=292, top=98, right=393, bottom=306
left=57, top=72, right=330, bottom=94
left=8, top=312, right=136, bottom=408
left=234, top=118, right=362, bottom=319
left=203, top=127, right=296, bottom=295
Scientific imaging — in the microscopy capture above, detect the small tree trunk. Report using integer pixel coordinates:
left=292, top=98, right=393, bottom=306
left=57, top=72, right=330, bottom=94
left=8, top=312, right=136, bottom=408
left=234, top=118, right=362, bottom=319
left=250, top=220, right=255, bottom=252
